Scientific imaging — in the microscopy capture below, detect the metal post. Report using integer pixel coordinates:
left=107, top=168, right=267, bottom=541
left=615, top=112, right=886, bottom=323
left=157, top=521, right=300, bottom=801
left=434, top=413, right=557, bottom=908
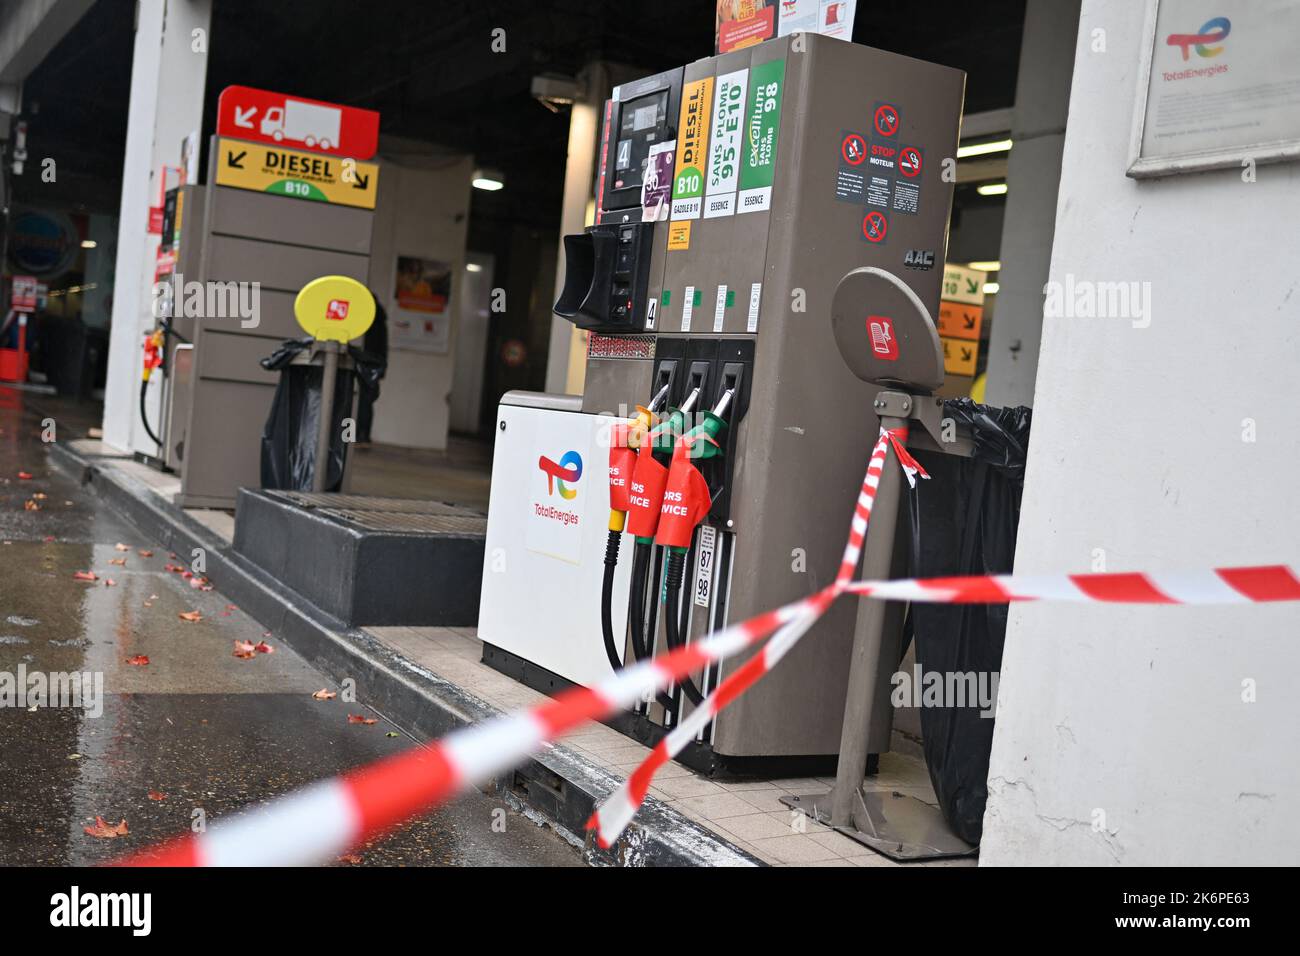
left=312, top=342, right=339, bottom=493
left=828, top=411, right=908, bottom=827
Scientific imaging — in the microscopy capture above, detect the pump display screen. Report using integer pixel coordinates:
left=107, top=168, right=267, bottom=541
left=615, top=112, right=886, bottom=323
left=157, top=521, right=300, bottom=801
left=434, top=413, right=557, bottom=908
left=612, top=90, right=670, bottom=191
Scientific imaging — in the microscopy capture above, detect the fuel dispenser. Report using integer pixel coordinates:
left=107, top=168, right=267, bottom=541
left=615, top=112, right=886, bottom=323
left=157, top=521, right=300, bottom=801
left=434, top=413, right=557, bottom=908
left=479, top=34, right=965, bottom=767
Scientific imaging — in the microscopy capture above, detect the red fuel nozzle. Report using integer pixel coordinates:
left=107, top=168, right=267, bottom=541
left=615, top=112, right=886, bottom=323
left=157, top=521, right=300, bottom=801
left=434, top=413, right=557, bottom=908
left=141, top=330, right=164, bottom=382
left=608, top=383, right=671, bottom=531
left=654, top=439, right=713, bottom=552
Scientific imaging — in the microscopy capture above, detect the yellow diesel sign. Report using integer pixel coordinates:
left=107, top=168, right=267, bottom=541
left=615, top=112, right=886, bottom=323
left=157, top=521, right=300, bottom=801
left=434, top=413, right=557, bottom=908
left=214, top=137, right=380, bottom=210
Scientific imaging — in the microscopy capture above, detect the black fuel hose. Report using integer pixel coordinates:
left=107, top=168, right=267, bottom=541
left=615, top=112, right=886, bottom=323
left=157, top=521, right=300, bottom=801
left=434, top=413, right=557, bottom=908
left=628, top=541, right=677, bottom=713
left=663, top=548, right=706, bottom=706
left=600, top=530, right=624, bottom=672
left=139, top=378, right=162, bottom=447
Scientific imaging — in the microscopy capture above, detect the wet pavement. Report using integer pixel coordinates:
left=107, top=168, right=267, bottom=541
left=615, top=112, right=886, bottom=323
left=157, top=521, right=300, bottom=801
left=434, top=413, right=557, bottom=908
left=0, top=387, right=581, bottom=866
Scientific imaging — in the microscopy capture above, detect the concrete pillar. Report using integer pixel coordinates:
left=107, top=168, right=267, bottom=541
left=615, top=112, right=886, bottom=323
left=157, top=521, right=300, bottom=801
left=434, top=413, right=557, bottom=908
left=101, top=0, right=211, bottom=452
left=983, top=0, right=1081, bottom=409
left=542, top=71, right=602, bottom=396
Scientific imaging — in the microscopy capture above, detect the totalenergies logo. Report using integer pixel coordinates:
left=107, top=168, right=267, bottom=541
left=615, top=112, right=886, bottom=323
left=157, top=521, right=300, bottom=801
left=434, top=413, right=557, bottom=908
left=1167, top=16, right=1230, bottom=61
left=538, top=450, right=583, bottom=500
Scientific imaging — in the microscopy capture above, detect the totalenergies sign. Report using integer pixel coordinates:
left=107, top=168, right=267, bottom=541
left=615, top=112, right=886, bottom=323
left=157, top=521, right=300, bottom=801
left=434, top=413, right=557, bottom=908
left=217, top=86, right=379, bottom=159
left=538, top=451, right=583, bottom=500
left=1166, top=16, right=1230, bottom=61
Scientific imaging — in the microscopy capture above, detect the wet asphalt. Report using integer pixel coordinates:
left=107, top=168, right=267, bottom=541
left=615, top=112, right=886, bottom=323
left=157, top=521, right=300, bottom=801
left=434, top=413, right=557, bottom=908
left=0, top=387, right=581, bottom=866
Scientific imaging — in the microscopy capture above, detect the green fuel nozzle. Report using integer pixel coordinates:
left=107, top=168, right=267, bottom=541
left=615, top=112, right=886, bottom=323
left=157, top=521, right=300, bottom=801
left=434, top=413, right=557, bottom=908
left=651, top=386, right=701, bottom=456
left=680, top=389, right=733, bottom=460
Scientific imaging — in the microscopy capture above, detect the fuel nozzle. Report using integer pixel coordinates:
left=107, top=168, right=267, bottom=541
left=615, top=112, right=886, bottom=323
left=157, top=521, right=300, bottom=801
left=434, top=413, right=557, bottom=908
left=609, top=382, right=674, bottom=534
left=679, top=388, right=733, bottom=461
left=651, top=385, right=700, bottom=456
left=624, top=382, right=671, bottom=452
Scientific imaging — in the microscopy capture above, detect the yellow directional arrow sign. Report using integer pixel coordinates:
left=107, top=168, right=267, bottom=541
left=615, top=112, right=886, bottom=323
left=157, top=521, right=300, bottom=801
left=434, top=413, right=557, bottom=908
left=215, top=137, right=379, bottom=210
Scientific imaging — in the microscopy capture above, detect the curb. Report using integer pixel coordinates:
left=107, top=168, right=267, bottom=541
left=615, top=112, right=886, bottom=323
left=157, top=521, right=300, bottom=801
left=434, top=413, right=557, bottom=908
left=48, top=441, right=761, bottom=867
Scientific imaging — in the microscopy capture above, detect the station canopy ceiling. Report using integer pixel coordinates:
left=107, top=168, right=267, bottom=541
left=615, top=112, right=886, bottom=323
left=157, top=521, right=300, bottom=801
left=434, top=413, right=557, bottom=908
left=19, top=0, right=1025, bottom=225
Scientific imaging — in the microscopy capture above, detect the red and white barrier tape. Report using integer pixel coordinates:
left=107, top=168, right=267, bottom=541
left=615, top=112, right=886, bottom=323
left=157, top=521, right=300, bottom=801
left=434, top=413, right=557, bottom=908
left=593, top=425, right=903, bottom=846
left=843, top=565, right=1300, bottom=605
left=113, top=421, right=1300, bottom=865
left=114, top=589, right=815, bottom=866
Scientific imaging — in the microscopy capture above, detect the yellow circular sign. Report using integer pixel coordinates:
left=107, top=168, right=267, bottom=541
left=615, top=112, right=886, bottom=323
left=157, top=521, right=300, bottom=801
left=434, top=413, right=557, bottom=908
left=293, top=276, right=376, bottom=342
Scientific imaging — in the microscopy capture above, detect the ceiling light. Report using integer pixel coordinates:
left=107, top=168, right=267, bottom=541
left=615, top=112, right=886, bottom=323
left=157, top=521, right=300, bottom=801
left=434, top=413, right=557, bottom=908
left=976, top=182, right=1008, bottom=196
left=81, top=239, right=97, bottom=249
left=967, top=260, right=1000, bottom=272
left=957, top=139, right=1013, bottom=159
left=983, top=282, right=1000, bottom=295
left=472, top=168, right=505, bottom=191
left=465, top=262, right=483, bottom=272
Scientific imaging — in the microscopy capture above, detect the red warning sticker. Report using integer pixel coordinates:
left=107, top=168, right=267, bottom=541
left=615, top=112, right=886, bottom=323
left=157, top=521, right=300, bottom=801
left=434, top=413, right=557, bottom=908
left=867, top=316, right=899, bottom=361
left=861, top=210, right=888, bottom=243
left=898, top=145, right=922, bottom=178
left=841, top=132, right=866, bottom=165
left=874, top=103, right=899, bottom=138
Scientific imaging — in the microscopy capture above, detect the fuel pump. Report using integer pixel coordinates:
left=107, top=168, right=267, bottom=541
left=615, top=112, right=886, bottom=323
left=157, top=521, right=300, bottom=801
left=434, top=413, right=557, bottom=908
left=138, top=320, right=189, bottom=448
left=479, top=34, right=965, bottom=768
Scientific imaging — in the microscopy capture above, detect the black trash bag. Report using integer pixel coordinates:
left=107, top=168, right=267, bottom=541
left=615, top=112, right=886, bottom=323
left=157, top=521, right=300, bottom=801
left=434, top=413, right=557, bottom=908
left=259, top=338, right=385, bottom=492
left=903, top=398, right=1031, bottom=845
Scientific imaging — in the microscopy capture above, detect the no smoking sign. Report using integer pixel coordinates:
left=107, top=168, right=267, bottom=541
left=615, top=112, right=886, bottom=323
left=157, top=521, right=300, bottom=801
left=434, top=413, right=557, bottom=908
left=899, top=145, right=922, bottom=178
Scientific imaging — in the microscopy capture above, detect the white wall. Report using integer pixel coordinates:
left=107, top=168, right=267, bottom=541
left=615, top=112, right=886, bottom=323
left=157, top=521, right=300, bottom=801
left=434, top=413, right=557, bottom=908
left=366, top=152, right=473, bottom=449
left=982, top=0, right=1300, bottom=865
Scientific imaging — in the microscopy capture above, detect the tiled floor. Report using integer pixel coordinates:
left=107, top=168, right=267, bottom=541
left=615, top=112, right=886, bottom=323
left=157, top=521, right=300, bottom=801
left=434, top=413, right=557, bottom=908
left=368, top=623, right=977, bottom=867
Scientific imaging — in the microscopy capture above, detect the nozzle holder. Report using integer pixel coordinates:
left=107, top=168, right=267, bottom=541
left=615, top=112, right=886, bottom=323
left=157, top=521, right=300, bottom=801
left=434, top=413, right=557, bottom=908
left=830, top=267, right=944, bottom=392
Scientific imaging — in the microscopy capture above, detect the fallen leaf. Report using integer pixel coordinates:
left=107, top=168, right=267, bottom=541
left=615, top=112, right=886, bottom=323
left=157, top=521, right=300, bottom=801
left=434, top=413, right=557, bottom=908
left=84, top=816, right=129, bottom=839
left=68, top=753, right=81, bottom=760
left=385, top=732, right=400, bottom=738
left=24, top=500, right=40, bottom=511
left=312, top=689, right=336, bottom=700
left=347, top=714, right=378, bottom=725
left=164, top=563, right=184, bottom=572
left=32, top=492, right=47, bottom=500
left=254, top=640, right=274, bottom=654
left=73, top=571, right=98, bottom=582
left=233, top=640, right=257, bottom=659
left=105, top=579, right=117, bottom=588
left=17, top=471, right=32, bottom=480
left=338, top=853, right=362, bottom=864
left=114, top=543, right=130, bottom=552
left=43, top=535, right=55, bottom=543
left=178, top=611, right=202, bottom=623
left=147, top=791, right=167, bottom=801
left=126, top=655, right=150, bottom=666
left=109, top=557, right=127, bottom=566
left=138, top=549, right=154, bottom=557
